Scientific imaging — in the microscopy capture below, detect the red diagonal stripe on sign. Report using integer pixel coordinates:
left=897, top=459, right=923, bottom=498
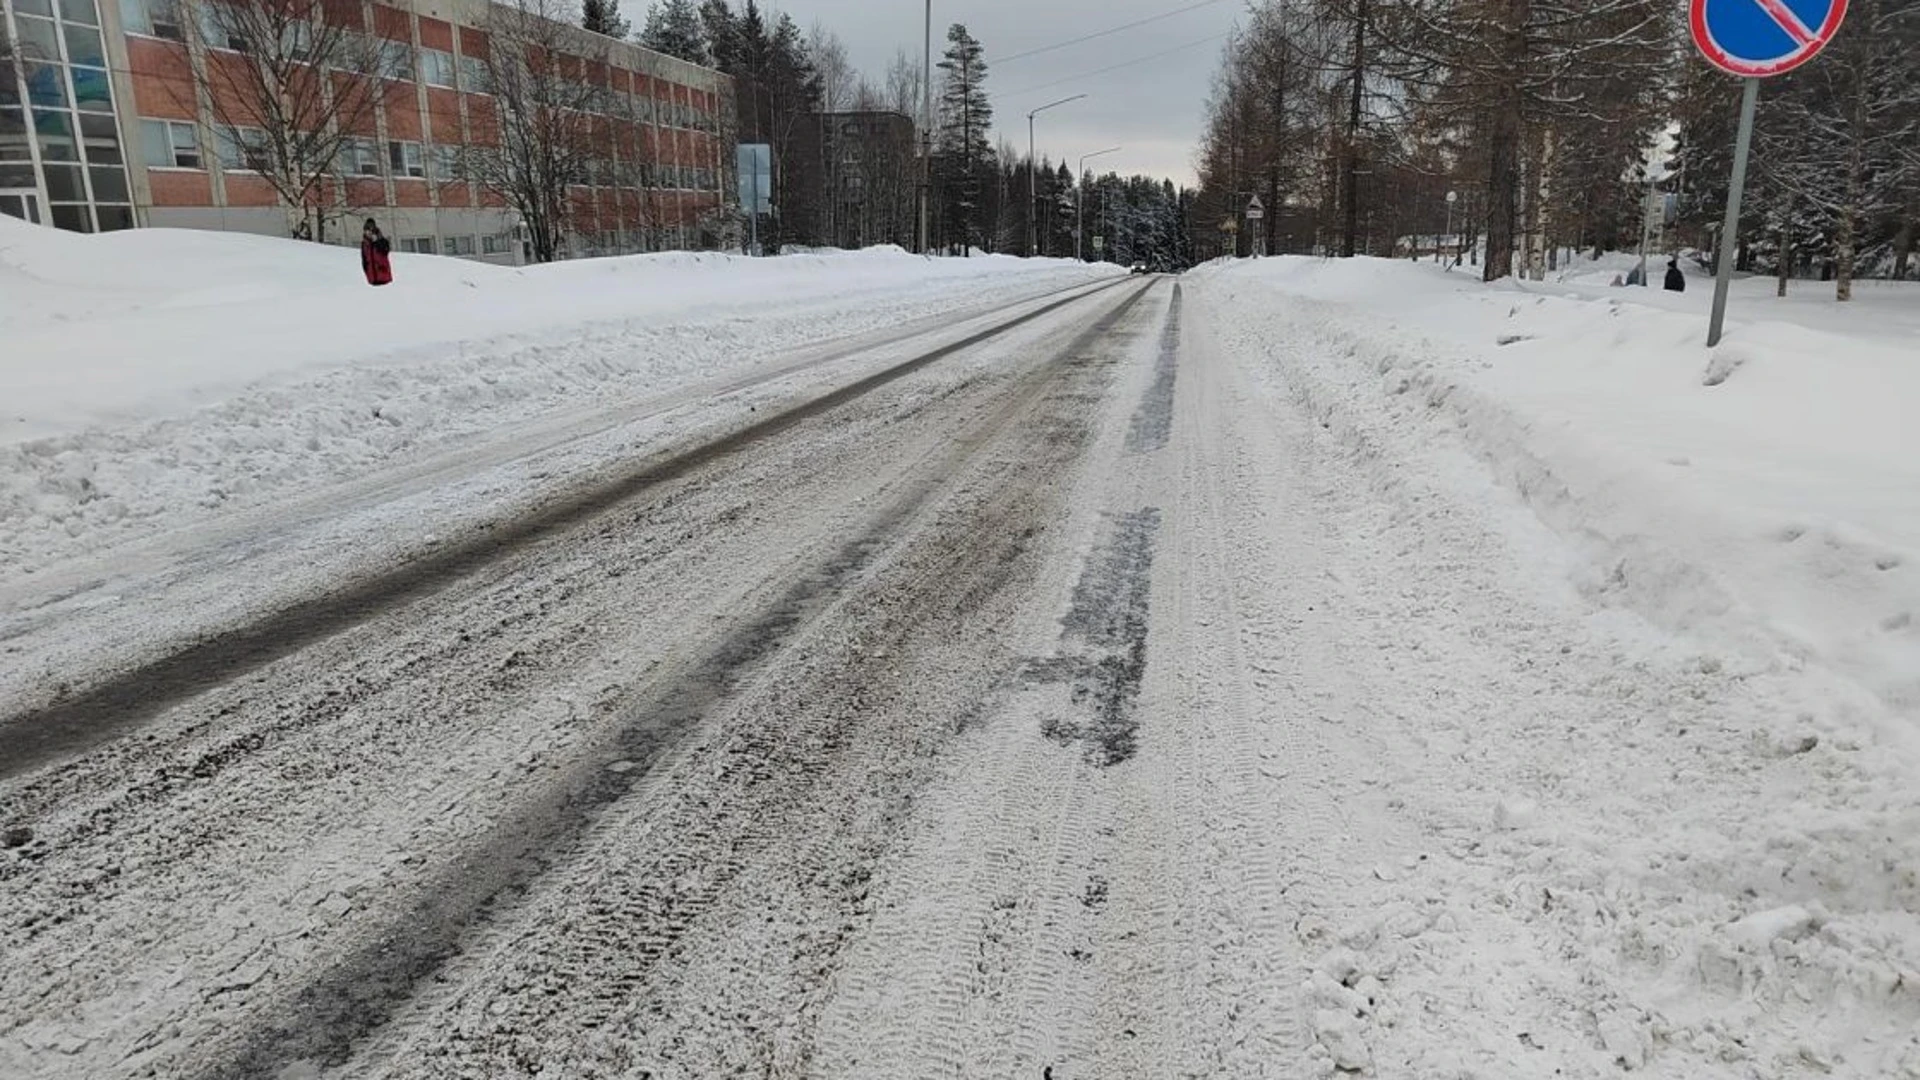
left=1753, top=0, right=1819, bottom=45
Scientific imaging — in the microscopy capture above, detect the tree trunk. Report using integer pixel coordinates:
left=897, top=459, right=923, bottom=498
left=1342, top=0, right=1366, bottom=258
left=1895, top=206, right=1916, bottom=281
left=1484, top=106, right=1521, bottom=282
left=1776, top=192, right=1791, bottom=298
left=1483, top=0, right=1527, bottom=283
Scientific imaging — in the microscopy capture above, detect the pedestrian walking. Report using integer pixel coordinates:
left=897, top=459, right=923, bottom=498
left=1663, top=257, right=1686, bottom=293
left=361, top=218, right=393, bottom=287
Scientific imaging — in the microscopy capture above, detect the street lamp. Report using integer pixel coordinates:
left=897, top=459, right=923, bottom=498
left=1076, top=146, right=1120, bottom=262
left=1027, top=94, right=1086, bottom=258
left=919, top=0, right=932, bottom=255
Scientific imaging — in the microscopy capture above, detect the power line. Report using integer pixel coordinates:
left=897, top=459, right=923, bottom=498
left=996, top=0, right=1233, bottom=66
left=1001, top=32, right=1233, bottom=100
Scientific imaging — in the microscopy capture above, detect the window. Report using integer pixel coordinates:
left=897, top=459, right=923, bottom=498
left=387, top=139, right=424, bottom=178
left=79, top=113, right=120, bottom=164
left=379, top=39, right=413, bottom=81
left=59, top=0, right=101, bottom=26
left=24, top=63, right=67, bottom=109
left=64, top=24, right=107, bottom=67
left=70, top=67, right=113, bottom=112
left=15, top=15, right=59, bottom=63
left=197, top=5, right=251, bottom=52
left=214, top=126, right=267, bottom=171
left=343, top=136, right=381, bottom=175
left=0, top=193, right=42, bottom=222
left=428, top=144, right=460, bottom=181
left=88, top=165, right=127, bottom=201
left=421, top=48, right=456, bottom=88
left=459, top=54, right=488, bottom=92
left=396, top=236, right=434, bottom=254
left=444, top=234, right=474, bottom=255
left=329, top=30, right=370, bottom=72
left=15, top=0, right=53, bottom=16
left=50, top=203, right=92, bottom=232
left=32, top=108, right=75, bottom=160
left=0, top=110, right=29, bottom=161
left=482, top=232, right=507, bottom=254
left=273, top=20, right=312, bottom=60
left=42, top=162, right=84, bottom=199
left=96, top=205, right=135, bottom=231
left=141, top=117, right=200, bottom=168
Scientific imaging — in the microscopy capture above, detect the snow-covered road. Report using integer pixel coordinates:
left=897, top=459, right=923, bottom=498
left=3, top=268, right=1915, bottom=1079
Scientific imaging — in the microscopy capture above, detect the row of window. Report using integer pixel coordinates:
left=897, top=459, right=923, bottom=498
left=135, top=118, right=719, bottom=191
left=113, top=0, right=717, bottom=131
left=390, top=232, right=510, bottom=256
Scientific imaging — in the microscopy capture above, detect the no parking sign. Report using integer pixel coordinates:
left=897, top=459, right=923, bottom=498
left=1691, top=0, right=1847, bottom=345
left=1692, top=0, right=1848, bottom=77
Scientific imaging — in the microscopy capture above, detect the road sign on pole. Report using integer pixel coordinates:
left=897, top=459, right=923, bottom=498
left=738, top=143, right=772, bottom=257
left=1691, top=0, right=1848, bottom=78
left=1691, top=0, right=1846, bottom=346
left=1245, top=195, right=1265, bottom=220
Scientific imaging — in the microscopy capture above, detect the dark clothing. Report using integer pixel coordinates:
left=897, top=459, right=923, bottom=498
left=361, top=235, right=393, bottom=286
left=1664, top=263, right=1686, bottom=292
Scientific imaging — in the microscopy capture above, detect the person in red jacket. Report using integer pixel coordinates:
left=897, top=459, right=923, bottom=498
left=361, top=218, right=393, bottom=286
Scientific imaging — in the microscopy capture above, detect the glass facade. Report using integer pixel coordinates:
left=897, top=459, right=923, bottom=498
left=1, top=0, right=133, bottom=230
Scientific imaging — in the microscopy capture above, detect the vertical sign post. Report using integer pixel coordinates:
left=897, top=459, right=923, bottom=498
left=737, top=143, right=771, bottom=256
left=1689, top=0, right=1849, bottom=346
left=1707, top=79, right=1759, bottom=342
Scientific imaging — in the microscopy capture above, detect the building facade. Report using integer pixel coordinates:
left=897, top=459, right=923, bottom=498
left=1, top=0, right=732, bottom=260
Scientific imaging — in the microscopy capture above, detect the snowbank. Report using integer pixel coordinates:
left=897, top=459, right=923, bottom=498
left=1189, top=254, right=1920, bottom=1079
left=1187, top=254, right=1920, bottom=724
left=0, top=217, right=1115, bottom=579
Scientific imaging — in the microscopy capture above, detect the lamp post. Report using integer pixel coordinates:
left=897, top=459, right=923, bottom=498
left=1076, top=146, right=1120, bottom=262
left=1027, top=94, right=1086, bottom=258
left=919, top=0, right=932, bottom=255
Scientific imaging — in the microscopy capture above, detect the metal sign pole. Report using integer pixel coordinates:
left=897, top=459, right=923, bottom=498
left=1707, top=77, right=1760, bottom=348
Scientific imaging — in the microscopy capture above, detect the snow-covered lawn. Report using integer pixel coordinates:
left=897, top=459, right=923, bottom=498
left=0, top=217, right=1115, bottom=581
left=1190, top=254, right=1920, bottom=726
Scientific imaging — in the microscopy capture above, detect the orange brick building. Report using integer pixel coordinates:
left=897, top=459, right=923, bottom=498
left=2, top=0, right=732, bottom=260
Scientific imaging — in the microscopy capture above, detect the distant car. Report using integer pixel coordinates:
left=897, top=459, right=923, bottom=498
left=1130, top=262, right=1149, bottom=275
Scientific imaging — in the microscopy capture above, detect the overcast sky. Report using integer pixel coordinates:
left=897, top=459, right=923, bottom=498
left=756, top=0, right=1241, bottom=187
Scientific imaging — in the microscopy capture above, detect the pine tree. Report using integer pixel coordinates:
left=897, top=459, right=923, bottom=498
left=935, top=23, right=994, bottom=254
left=581, top=0, right=629, bottom=40
left=698, top=0, right=740, bottom=73
left=640, top=0, right=706, bottom=64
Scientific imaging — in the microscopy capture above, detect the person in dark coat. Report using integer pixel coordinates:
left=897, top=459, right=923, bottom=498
left=361, top=218, right=393, bottom=287
left=1663, top=257, right=1686, bottom=293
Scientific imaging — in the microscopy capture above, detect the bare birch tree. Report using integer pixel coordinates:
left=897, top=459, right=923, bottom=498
left=193, top=0, right=396, bottom=241
left=465, top=0, right=616, bottom=262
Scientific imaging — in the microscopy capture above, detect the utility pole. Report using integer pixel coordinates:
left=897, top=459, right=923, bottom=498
left=919, top=0, right=931, bottom=255
left=1028, top=94, right=1086, bottom=258
left=1342, top=0, right=1366, bottom=258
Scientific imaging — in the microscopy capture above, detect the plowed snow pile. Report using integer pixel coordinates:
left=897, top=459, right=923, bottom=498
left=0, top=216, right=1110, bottom=579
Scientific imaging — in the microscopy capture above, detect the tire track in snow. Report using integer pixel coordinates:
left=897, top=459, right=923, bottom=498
left=184, top=282, right=1157, bottom=1080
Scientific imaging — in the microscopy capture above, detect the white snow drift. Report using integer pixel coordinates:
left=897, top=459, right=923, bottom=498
left=0, top=216, right=1114, bottom=580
